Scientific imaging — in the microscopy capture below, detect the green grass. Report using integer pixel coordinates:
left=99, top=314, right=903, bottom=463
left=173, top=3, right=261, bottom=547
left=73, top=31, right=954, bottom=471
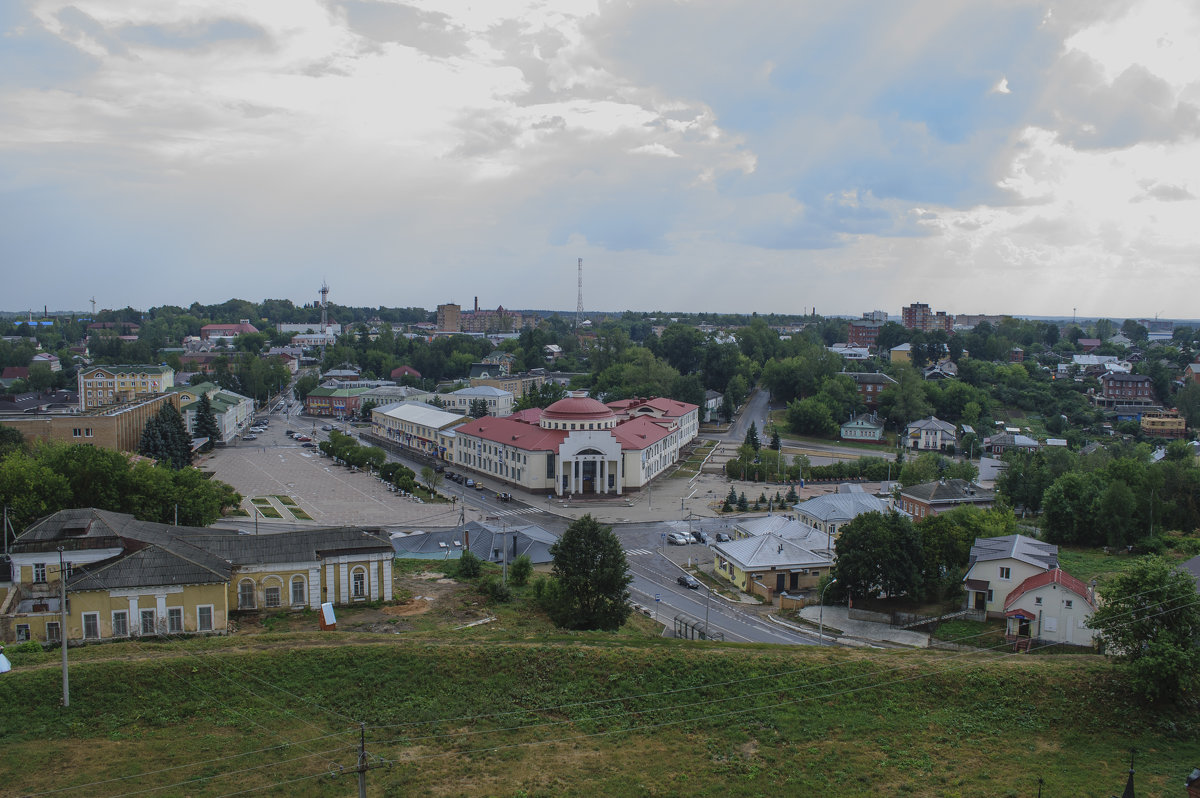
left=249, top=497, right=272, bottom=506
left=255, top=506, right=283, bottom=519
left=0, top=639, right=1194, bottom=796
left=288, top=508, right=312, bottom=520
left=1055, top=546, right=1193, bottom=587
left=273, top=495, right=298, bottom=506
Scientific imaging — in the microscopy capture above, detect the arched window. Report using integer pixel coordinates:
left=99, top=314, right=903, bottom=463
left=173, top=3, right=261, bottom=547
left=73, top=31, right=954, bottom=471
left=263, top=577, right=282, bottom=608
left=351, top=567, right=367, bottom=599
left=238, top=579, right=256, bottom=610
left=291, top=575, right=307, bottom=606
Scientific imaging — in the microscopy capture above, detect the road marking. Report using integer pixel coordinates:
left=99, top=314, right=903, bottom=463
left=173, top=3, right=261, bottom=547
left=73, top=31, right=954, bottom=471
left=624, top=548, right=654, bottom=556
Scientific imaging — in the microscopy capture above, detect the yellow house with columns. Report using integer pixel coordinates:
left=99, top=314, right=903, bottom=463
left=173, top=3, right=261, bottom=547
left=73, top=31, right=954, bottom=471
left=1, top=509, right=394, bottom=644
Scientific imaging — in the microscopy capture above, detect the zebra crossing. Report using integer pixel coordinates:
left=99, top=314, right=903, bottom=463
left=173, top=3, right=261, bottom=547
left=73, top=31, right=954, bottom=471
left=624, top=548, right=655, bottom=557
left=487, top=506, right=541, bottom=519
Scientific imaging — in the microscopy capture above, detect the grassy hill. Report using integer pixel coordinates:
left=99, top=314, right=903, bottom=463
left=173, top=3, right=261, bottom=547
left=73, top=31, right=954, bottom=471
left=1, top=633, right=1197, bottom=797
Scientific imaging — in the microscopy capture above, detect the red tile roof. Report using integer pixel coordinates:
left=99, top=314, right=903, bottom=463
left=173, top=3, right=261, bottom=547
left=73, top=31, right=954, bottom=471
left=543, top=395, right=615, bottom=421
left=455, top=416, right=566, bottom=451
left=611, top=416, right=672, bottom=450
left=1, top=366, right=29, bottom=380
left=1003, top=568, right=1094, bottom=611
left=509, top=408, right=543, bottom=424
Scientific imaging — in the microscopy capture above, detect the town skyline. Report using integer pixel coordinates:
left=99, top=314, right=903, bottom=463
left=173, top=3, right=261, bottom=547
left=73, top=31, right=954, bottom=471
left=3, top=1, right=1199, bottom=317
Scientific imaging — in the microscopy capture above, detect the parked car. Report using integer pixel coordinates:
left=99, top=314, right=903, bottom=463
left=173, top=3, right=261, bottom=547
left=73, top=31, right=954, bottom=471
left=715, top=532, right=731, bottom=543
left=434, top=464, right=445, bottom=473
left=302, top=442, right=316, bottom=448
left=286, top=429, right=296, bottom=436
left=691, top=530, right=708, bottom=544
left=242, top=434, right=257, bottom=441
left=475, top=481, right=485, bottom=491
left=295, top=435, right=312, bottom=442
left=497, top=492, right=512, bottom=502
left=465, top=479, right=475, bottom=488
left=666, top=532, right=689, bottom=546
left=321, top=425, right=333, bottom=431
left=676, top=574, right=701, bottom=590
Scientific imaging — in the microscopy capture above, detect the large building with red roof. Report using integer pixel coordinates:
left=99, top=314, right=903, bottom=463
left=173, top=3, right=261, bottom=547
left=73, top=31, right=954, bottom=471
left=451, top=392, right=698, bottom=496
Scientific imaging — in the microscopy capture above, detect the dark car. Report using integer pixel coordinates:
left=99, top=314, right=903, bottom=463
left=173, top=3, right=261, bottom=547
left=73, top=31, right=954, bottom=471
left=691, top=530, right=708, bottom=544
left=434, top=464, right=445, bottom=473
left=497, top=492, right=512, bottom=502
left=286, top=429, right=296, bottom=436
left=302, top=442, right=316, bottom=448
left=676, top=575, right=701, bottom=590
left=715, top=532, right=731, bottom=543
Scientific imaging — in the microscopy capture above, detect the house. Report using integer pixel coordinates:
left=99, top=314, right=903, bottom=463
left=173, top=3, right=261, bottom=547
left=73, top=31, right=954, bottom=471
left=1141, top=410, right=1186, bottom=438
left=732, top=515, right=831, bottom=554
left=199, top=320, right=259, bottom=342
left=171, top=382, right=255, bottom=444
left=304, top=386, right=371, bottom=418
left=827, top=343, right=870, bottom=360
left=793, top=488, right=892, bottom=543
left=391, top=521, right=557, bottom=564
left=370, top=401, right=466, bottom=461
left=985, top=432, right=1040, bottom=455
left=441, top=385, right=515, bottom=417
left=889, top=343, right=912, bottom=364
left=901, top=303, right=953, bottom=333
left=702, top=389, right=723, bottom=423
left=841, top=371, right=897, bottom=409
left=78, top=364, right=175, bottom=410
left=1003, top=568, right=1096, bottom=647
left=847, top=319, right=884, bottom=350
left=899, top=478, right=994, bottom=519
left=961, top=534, right=1058, bottom=618
left=840, top=412, right=885, bottom=442
left=390, top=365, right=422, bottom=381
left=904, top=416, right=957, bottom=451
left=1076, top=338, right=1102, bottom=353
left=711, top=534, right=832, bottom=603
left=543, top=344, right=563, bottom=362
left=923, top=360, right=958, bottom=380
left=1097, top=372, right=1156, bottom=407
left=0, top=366, right=30, bottom=388
left=1, top=508, right=393, bottom=643
left=31, top=353, right=62, bottom=372
left=360, top=384, right=433, bottom=407
left=1184, top=361, right=1200, bottom=386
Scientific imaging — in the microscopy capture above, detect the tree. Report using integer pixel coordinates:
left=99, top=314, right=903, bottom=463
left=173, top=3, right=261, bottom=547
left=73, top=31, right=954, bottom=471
left=509, top=554, right=533, bottom=587
left=770, top=427, right=782, bottom=451
left=1087, top=557, right=1200, bottom=702
left=468, top=398, right=490, bottom=418
left=786, top=397, right=838, bottom=437
left=744, top=421, right=760, bottom=451
left=1041, top=471, right=1105, bottom=545
left=139, top=404, right=192, bottom=469
left=457, top=550, right=482, bottom=579
left=194, top=394, right=222, bottom=452
left=833, top=512, right=922, bottom=600
left=544, top=515, right=632, bottom=631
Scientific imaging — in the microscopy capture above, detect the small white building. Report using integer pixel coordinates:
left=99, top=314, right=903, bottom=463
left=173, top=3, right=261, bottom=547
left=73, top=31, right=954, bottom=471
left=904, top=416, right=957, bottom=451
left=1003, top=568, right=1096, bottom=647
left=442, top=385, right=515, bottom=417
left=963, top=534, right=1058, bottom=618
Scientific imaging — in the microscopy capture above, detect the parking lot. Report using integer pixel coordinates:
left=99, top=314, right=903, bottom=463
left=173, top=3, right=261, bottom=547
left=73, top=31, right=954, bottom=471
left=196, top=413, right=488, bottom=530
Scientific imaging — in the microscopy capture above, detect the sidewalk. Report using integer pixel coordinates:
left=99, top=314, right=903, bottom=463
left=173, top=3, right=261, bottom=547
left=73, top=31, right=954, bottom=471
left=791, top=605, right=931, bottom=648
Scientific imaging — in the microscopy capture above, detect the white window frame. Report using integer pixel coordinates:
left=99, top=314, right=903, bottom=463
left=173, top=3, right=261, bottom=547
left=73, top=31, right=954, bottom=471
left=999, top=566, right=1011, bottom=580
left=46, top=621, right=61, bottom=643
left=351, top=567, right=367, bottom=599
left=238, top=579, right=256, bottom=610
left=197, top=605, right=214, bottom=632
left=140, top=609, right=156, bottom=636
left=33, top=563, right=47, bottom=583
left=264, top=584, right=281, bottom=608
left=16, top=624, right=30, bottom=641
left=112, top=610, right=129, bottom=638
left=167, top=607, right=184, bottom=634
left=82, top=612, right=101, bottom=640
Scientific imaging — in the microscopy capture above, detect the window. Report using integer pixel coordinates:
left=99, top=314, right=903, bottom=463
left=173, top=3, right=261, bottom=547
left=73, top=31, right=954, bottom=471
left=16, top=624, right=30, bottom=642
left=72, top=428, right=82, bottom=437
left=999, top=567, right=1011, bottom=580
left=46, top=622, right=61, bottom=642
left=83, top=612, right=100, bottom=640
left=265, top=585, right=281, bottom=608
left=84, top=428, right=93, bottom=437
left=167, top=607, right=183, bottom=634
left=198, top=605, right=213, bottom=632
left=1034, top=596, right=1043, bottom=606
left=352, top=568, right=366, bottom=599
left=33, top=563, right=47, bottom=583
left=292, top=576, right=306, bottom=606
left=238, top=579, right=256, bottom=610
left=112, top=611, right=128, bottom=637
left=986, top=590, right=994, bottom=603
left=1064, top=599, right=1073, bottom=609
left=141, top=609, right=156, bottom=635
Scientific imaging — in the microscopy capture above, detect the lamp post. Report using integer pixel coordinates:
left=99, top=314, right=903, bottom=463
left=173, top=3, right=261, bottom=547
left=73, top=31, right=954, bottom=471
left=818, top=577, right=838, bottom=642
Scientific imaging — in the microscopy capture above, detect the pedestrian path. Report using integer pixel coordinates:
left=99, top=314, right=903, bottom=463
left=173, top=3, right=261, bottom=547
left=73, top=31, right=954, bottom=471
left=624, top=548, right=655, bottom=557
left=485, top=506, right=542, bottom=519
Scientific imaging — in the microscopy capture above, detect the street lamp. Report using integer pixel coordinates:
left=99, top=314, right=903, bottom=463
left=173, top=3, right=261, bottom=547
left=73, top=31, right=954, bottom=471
left=818, top=577, right=838, bottom=641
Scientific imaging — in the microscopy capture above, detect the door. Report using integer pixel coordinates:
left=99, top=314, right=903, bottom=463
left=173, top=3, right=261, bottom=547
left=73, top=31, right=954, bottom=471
left=974, top=591, right=986, bottom=611
left=775, top=573, right=785, bottom=593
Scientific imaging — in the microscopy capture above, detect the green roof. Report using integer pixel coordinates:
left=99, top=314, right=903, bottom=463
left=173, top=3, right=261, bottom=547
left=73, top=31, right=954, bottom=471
left=307, top=387, right=371, bottom=398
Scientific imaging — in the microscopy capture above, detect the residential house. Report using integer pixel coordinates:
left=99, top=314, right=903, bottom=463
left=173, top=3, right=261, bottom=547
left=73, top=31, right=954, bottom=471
left=827, top=343, right=870, bottom=360
left=847, top=320, right=884, bottom=350
left=470, top=370, right=545, bottom=398
left=889, top=343, right=912, bottom=364
left=0, top=367, right=29, bottom=388
left=390, top=365, right=422, bottom=381
left=1097, top=372, right=1156, bottom=407
left=923, top=360, right=958, bottom=380
left=360, top=384, right=433, bottom=407
left=961, top=534, right=1058, bottom=618
left=702, top=389, right=723, bottom=423
left=793, top=488, right=893, bottom=546
left=899, top=478, right=994, bottom=520
left=711, top=534, right=832, bottom=603
left=78, top=364, right=175, bottom=410
left=1182, top=360, right=1200, bottom=386
left=31, top=353, right=62, bottom=372
left=391, top=521, right=557, bottom=564
left=304, top=386, right=371, bottom=418
left=441, top=385, right=515, bottom=417
left=1077, top=338, right=1102, bottom=353
left=1, top=508, right=394, bottom=643
left=543, top=344, right=563, bottom=362
left=200, top=320, right=259, bottom=342
left=985, top=432, right=1040, bottom=455
left=1141, top=410, right=1186, bottom=438
left=841, top=371, right=897, bottom=409
left=904, top=416, right=957, bottom=451
left=1003, top=568, right=1096, bottom=647
left=840, top=412, right=885, bottom=442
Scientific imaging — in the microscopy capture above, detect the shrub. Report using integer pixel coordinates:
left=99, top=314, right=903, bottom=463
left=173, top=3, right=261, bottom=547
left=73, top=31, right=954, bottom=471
left=457, top=550, right=482, bottom=579
left=482, top=576, right=512, bottom=603
left=509, top=554, right=533, bottom=587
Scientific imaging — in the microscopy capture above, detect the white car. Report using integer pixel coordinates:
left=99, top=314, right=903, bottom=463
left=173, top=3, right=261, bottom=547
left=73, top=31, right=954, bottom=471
left=666, top=532, right=690, bottom=546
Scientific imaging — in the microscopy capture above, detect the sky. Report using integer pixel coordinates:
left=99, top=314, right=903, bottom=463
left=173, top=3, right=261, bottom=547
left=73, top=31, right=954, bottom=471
left=2, top=0, right=1199, bottom=320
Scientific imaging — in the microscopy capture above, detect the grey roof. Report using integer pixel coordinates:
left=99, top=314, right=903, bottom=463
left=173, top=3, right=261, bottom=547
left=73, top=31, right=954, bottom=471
left=794, top=492, right=891, bottom=523
left=450, top=385, right=512, bottom=397
left=16, top=509, right=389, bottom=592
left=967, top=534, right=1058, bottom=571
left=1181, top=554, right=1200, bottom=593
left=900, top=479, right=994, bottom=505
left=392, top=521, right=556, bottom=564
left=712, top=534, right=831, bottom=572
left=988, top=432, right=1039, bottom=448
left=906, top=416, right=957, bottom=435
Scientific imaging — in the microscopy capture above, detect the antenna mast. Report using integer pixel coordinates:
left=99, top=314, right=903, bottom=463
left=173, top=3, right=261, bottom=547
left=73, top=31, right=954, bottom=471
left=89, top=297, right=96, bottom=317
left=576, top=258, right=583, bottom=331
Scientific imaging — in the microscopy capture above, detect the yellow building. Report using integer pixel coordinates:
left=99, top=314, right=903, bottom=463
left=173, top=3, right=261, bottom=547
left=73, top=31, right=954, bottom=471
left=2, top=509, right=394, bottom=644
left=78, top=364, right=175, bottom=410
left=1141, top=409, right=1186, bottom=439
left=1, top=393, right=180, bottom=453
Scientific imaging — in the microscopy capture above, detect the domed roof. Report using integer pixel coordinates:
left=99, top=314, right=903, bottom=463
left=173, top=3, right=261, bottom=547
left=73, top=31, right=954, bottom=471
left=542, top=393, right=615, bottom=421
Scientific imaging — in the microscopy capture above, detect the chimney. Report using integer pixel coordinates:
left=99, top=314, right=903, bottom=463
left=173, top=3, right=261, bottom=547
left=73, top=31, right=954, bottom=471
left=474, top=296, right=479, bottom=312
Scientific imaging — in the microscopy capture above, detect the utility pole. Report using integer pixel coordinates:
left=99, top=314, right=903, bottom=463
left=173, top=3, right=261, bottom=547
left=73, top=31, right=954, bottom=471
left=57, top=547, right=69, bottom=707
left=352, top=722, right=385, bottom=797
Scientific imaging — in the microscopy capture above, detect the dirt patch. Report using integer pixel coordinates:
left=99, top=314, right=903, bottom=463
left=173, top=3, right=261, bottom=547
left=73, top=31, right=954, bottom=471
left=384, top=599, right=432, bottom=617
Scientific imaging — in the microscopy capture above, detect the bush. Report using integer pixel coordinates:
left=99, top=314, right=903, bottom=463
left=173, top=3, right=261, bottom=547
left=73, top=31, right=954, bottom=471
left=482, top=576, right=511, bottom=603
left=509, top=554, right=533, bottom=587
left=457, top=550, right=482, bottom=579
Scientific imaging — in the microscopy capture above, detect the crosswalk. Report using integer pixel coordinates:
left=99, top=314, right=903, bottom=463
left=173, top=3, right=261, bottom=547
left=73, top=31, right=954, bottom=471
left=624, top=548, right=655, bottom=557
left=486, top=506, right=541, bottom=518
